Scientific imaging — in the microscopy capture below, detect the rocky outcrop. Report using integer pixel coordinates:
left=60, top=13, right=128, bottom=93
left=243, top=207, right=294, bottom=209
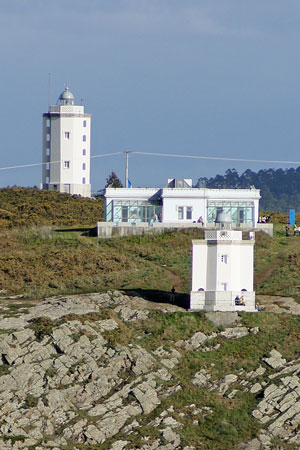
left=0, top=290, right=299, bottom=449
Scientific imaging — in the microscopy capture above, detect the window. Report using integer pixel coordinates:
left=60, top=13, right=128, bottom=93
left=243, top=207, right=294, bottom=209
left=46, top=133, right=50, bottom=141
left=178, top=206, right=192, bottom=220
left=221, top=255, right=228, bottom=264
left=83, top=120, right=87, bottom=127
left=46, top=148, right=50, bottom=156
left=83, top=135, right=86, bottom=142
left=82, top=177, right=86, bottom=184
left=46, top=162, right=50, bottom=170
left=221, top=283, right=227, bottom=291
left=122, top=206, right=128, bottom=222
left=64, top=161, right=70, bottom=169
left=46, top=119, right=50, bottom=127
left=82, top=163, right=86, bottom=170
left=46, top=176, right=49, bottom=184
left=82, top=149, right=86, bottom=156
left=64, top=131, right=70, bottom=139
left=178, top=207, right=184, bottom=220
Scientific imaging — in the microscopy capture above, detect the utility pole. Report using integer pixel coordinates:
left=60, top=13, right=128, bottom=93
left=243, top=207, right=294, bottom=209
left=124, top=151, right=131, bottom=187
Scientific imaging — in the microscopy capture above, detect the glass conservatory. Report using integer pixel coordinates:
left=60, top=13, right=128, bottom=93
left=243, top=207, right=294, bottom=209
left=105, top=200, right=162, bottom=224
left=207, top=201, right=254, bottom=226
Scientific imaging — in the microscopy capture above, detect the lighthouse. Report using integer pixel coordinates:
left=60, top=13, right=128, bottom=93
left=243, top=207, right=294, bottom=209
left=190, top=211, right=256, bottom=312
left=42, top=87, right=91, bottom=197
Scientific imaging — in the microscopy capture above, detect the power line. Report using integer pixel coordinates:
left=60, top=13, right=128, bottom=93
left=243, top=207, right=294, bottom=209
left=133, top=151, right=300, bottom=166
left=1, top=150, right=300, bottom=172
left=0, top=152, right=123, bottom=172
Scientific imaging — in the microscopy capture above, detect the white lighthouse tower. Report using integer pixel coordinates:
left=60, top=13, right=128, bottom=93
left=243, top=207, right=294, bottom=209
left=42, top=87, right=91, bottom=197
left=190, top=211, right=256, bottom=312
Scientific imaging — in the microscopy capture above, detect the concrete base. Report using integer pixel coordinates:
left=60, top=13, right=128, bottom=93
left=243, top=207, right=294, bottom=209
left=190, top=290, right=256, bottom=312
left=97, top=222, right=273, bottom=239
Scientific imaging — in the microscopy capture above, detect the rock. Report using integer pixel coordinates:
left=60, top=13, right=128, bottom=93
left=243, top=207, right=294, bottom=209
left=250, top=383, right=262, bottom=394
left=97, top=319, right=119, bottom=331
left=220, top=327, right=249, bottom=339
left=218, top=374, right=238, bottom=395
left=263, top=349, right=286, bottom=369
left=132, top=381, right=160, bottom=414
left=162, top=427, right=181, bottom=447
left=192, top=369, right=211, bottom=388
left=84, top=424, right=105, bottom=444
left=115, top=306, right=150, bottom=322
left=110, top=441, right=130, bottom=450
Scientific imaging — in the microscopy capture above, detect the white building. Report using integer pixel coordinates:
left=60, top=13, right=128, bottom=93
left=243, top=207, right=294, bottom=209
left=104, top=179, right=261, bottom=227
left=190, top=212, right=256, bottom=312
left=42, top=87, right=91, bottom=197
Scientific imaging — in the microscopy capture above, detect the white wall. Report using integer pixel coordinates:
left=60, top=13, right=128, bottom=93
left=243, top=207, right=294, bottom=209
left=104, top=186, right=261, bottom=226
left=42, top=104, right=91, bottom=197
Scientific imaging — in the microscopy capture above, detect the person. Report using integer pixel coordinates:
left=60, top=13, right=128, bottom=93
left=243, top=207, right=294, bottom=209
left=240, top=296, right=245, bottom=306
left=256, top=302, right=262, bottom=311
left=235, top=295, right=240, bottom=305
left=198, top=216, right=204, bottom=226
left=285, top=225, right=289, bottom=237
left=170, top=286, right=176, bottom=304
left=153, top=213, right=158, bottom=222
left=158, top=213, right=162, bottom=222
left=293, top=224, right=298, bottom=236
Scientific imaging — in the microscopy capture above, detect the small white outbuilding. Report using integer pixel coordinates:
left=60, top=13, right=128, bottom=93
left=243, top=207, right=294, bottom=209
left=190, top=211, right=256, bottom=312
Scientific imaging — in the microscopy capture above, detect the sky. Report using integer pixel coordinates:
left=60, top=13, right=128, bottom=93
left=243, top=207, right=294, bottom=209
left=1, top=0, right=300, bottom=191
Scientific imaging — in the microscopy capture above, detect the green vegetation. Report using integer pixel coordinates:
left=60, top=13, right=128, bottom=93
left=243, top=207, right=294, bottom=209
left=0, top=193, right=300, bottom=302
left=2, top=189, right=300, bottom=448
left=0, top=187, right=103, bottom=228
left=105, top=171, right=123, bottom=188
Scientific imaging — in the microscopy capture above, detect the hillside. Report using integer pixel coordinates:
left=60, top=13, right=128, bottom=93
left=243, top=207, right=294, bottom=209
left=1, top=291, right=300, bottom=449
left=0, top=187, right=104, bottom=228
left=2, top=192, right=300, bottom=447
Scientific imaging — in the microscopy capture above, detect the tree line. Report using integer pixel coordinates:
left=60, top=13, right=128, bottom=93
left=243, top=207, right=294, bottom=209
left=196, top=167, right=300, bottom=212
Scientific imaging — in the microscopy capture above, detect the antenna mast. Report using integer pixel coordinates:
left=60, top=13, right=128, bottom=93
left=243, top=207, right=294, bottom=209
left=48, top=73, right=51, bottom=109
left=124, top=151, right=131, bottom=188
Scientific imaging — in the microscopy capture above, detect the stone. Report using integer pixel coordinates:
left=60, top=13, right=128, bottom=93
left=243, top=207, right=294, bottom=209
left=110, top=441, right=130, bottom=450
left=115, top=306, right=150, bottom=322
left=220, top=327, right=249, bottom=339
left=162, top=427, right=181, bottom=447
left=132, top=381, right=160, bottom=414
left=192, top=369, right=211, bottom=388
left=250, top=383, right=262, bottom=394
left=97, top=319, right=119, bottom=331
left=218, top=374, right=238, bottom=395
left=84, top=424, right=105, bottom=444
left=263, top=349, right=286, bottom=369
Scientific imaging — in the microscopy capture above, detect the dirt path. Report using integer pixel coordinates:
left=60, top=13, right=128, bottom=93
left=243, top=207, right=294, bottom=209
left=256, top=294, right=300, bottom=315
left=255, top=237, right=299, bottom=287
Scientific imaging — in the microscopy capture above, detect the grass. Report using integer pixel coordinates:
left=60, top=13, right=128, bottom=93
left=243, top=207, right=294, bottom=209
left=2, top=200, right=300, bottom=447
left=0, top=187, right=104, bottom=228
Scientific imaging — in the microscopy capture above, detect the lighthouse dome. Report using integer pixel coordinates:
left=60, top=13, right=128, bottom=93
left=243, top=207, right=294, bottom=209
left=57, top=87, right=75, bottom=106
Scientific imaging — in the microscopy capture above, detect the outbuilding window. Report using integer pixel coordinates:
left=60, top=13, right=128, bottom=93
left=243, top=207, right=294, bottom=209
left=178, top=207, right=184, bottom=220
left=186, top=207, right=192, bottom=220
left=221, top=255, right=228, bottom=264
